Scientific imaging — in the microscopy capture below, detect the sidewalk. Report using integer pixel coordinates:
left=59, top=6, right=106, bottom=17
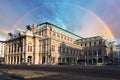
left=0, top=68, right=119, bottom=80
left=0, top=69, right=63, bottom=80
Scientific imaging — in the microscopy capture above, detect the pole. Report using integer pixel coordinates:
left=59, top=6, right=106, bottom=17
left=84, top=52, right=86, bottom=66
left=19, top=33, right=22, bottom=64
left=49, top=27, right=52, bottom=64
left=24, top=38, right=26, bottom=64
left=96, top=51, right=98, bottom=66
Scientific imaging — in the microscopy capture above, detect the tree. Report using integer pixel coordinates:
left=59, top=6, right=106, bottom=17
left=8, top=33, right=12, bottom=36
left=26, top=25, right=32, bottom=31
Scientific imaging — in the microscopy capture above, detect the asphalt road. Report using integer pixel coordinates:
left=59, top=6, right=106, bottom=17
left=0, top=65, right=120, bottom=80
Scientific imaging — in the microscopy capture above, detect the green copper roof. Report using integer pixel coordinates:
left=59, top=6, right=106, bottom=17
left=77, top=36, right=102, bottom=42
left=37, top=22, right=83, bottom=39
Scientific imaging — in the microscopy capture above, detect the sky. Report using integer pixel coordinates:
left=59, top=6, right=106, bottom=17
left=0, top=0, right=120, bottom=43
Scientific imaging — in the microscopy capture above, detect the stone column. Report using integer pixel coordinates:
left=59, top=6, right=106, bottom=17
left=19, top=54, right=21, bottom=64
left=15, top=56, right=17, bottom=64
left=9, top=56, right=11, bottom=64
left=8, top=56, right=9, bottom=64
left=6, top=55, right=8, bottom=64
left=65, top=57, right=66, bottom=63
left=61, top=57, right=62, bottom=63
left=17, top=56, right=19, bottom=64
left=11, top=55, right=13, bottom=64
left=12, top=54, right=15, bottom=64
left=102, top=49, right=104, bottom=64
left=96, top=50, right=98, bottom=65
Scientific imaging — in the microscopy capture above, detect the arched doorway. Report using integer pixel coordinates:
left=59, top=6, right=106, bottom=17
left=66, top=57, right=70, bottom=65
left=98, top=58, right=102, bottom=63
left=93, top=58, right=97, bottom=64
left=42, top=56, right=45, bottom=64
left=66, top=57, right=72, bottom=65
left=27, top=56, right=32, bottom=64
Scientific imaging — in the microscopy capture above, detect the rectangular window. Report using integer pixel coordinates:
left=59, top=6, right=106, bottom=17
left=68, top=37, right=69, bottom=41
left=89, top=51, right=92, bottom=56
left=67, top=48, right=69, bottom=54
left=63, top=48, right=65, bottom=53
left=62, top=58, right=65, bottom=63
left=98, top=50, right=102, bottom=56
left=21, top=46, right=23, bottom=52
left=12, top=45, right=13, bottom=52
left=89, top=42, right=91, bottom=46
left=69, top=49, right=71, bottom=54
left=85, top=43, right=87, bottom=47
left=65, top=48, right=67, bottom=53
left=61, top=35, right=63, bottom=38
left=39, top=30, right=41, bottom=35
left=99, top=41, right=101, bottom=45
left=28, top=46, right=32, bottom=52
left=72, top=49, right=74, bottom=54
left=61, top=47, right=63, bottom=54
left=59, top=47, right=61, bottom=53
left=49, top=30, right=51, bottom=34
left=9, top=45, right=10, bottom=53
left=53, top=57, right=55, bottom=63
left=51, top=45, right=55, bottom=52
left=93, top=50, right=96, bottom=56
left=28, top=46, right=29, bottom=52
left=53, top=31, right=56, bottom=36
left=57, top=33, right=60, bottom=37
left=94, top=42, right=96, bottom=46
left=64, top=36, right=66, bottom=40
left=14, top=44, right=16, bottom=52
left=58, top=58, right=61, bottom=63
left=30, top=46, right=32, bottom=52
left=81, top=43, right=83, bottom=46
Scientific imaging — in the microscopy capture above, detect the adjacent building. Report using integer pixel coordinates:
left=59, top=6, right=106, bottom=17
left=116, top=44, right=120, bottom=63
left=0, top=41, right=6, bottom=63
left=75, top=36, right=111, bottom=65
left=0, top=41, right=5, bottom=58
left=108, top=42, right=119, bottom=64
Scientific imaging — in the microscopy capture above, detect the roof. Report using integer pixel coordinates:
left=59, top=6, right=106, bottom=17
left=0, top=41, right=6, bottom=43
left=76, top=36, right=103, bottom=42
left=37, top=22, right=83, bottom=39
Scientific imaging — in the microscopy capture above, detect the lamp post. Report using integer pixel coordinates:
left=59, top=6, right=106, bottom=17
left=96, top=51, right=98, bottom=66
left=18, top=33, right=22, bottom=64
left=81, top=50, right=87, bottom=66
left=84, top=52, right=87, bottom=66
left=48, top=27, right=52, bottom=64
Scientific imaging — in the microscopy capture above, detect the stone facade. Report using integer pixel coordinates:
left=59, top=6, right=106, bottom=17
left=75, top=36, right=111, bottom=65
left=0, top=41, right=5, bottom=58
left=4, top=22, right=117, bottom=65
left=5, top=22, right=82, bottom=65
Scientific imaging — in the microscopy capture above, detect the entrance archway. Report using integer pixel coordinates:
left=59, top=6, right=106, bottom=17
left=93, top=58, right=97, bottom=64
left=42, top=56, right=45, bottom=64
left=98, top=58, right=102, bottom=63
left=27, top=56, right=32, bottom=64
left=66, top=57, right=72, bottom=65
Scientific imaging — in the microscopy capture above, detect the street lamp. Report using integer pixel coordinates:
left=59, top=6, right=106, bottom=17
left=18, top=33, right=22, bottom=64
left=81, top=50, right=87, bottom=66
left=96, top=51, right=98, bottom=66
left=84, top=52, right=87, bottom=66
left=48, top=26, right=52, bottom=64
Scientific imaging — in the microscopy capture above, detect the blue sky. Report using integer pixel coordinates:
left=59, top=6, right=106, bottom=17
left=0, top=0, right=120, bottom=43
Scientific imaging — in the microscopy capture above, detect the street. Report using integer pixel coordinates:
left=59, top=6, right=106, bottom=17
left=0, top=65, right=120, bottom=80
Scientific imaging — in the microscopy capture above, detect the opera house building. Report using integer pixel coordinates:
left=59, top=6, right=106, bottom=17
left=4, top=22, right=118, bottom=65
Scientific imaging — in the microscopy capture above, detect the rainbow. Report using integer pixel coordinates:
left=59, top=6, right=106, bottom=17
left=12, top=3, right=116, bottom=41
left=78, top=6, right=116, bottom=41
